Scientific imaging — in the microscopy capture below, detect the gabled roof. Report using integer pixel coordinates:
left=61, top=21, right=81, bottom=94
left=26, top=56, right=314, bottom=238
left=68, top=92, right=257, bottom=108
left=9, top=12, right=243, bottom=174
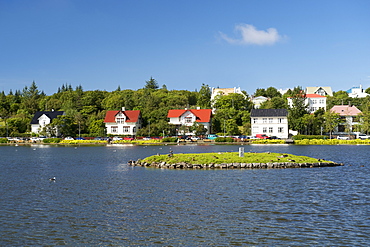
left=104, top=110, right=141, bottom=123
left=305, top=87, right=333, bottom=96
left=251, top=109, right=288, bottom=117
left=167, top=109, right=212, bottom=123
left=30, top=111, right=64, bottom=124
left=330, top=105, right=362, bottom=116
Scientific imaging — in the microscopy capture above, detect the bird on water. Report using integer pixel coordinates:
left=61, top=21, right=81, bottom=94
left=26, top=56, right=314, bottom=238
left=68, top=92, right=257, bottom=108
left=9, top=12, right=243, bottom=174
left=49, top=177, right=56, bottom=181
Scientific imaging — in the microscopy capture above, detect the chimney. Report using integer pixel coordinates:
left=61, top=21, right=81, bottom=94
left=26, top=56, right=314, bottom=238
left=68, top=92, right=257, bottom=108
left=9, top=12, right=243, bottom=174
left=122, top=107, right=125, bottom=111
left=197, top=106, right=200, bottom=110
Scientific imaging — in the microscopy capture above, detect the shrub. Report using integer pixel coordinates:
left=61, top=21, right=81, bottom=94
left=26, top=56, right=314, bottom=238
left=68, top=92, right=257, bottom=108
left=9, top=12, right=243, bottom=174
left=43, top=138, right=62, bottom=143
left=215, top=137, right=234, bottom=142
left=293, top=135, right=327, bottom=140
left=0, top=138, right=8, bottom=143
left=162, top=137, right=178, bottom=142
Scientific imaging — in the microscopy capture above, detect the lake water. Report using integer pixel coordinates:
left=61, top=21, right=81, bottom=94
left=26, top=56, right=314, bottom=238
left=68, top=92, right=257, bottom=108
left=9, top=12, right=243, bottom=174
left=0, top=144, right=369, bottom=246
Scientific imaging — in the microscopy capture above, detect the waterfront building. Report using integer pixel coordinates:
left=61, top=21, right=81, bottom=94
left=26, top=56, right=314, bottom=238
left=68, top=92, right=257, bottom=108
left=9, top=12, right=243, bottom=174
left=30, top=110, right=65, bottom=135
left=167, top=108, right=212, bottom=135
left=104, top=107, right=142, bottom=136
left=250, top=109, right=289, bottom=139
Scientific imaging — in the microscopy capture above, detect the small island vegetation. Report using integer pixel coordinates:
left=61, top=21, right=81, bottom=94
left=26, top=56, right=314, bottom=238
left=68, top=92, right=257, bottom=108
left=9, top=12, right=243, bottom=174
left=130, top=151, right=342, bottom=169
left=141, top=152, right=331, bottom=164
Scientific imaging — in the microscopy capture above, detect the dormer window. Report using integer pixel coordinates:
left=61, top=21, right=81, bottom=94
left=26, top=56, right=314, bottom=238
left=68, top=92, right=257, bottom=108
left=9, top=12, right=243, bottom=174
left=116, top=118, right=125, bottom=124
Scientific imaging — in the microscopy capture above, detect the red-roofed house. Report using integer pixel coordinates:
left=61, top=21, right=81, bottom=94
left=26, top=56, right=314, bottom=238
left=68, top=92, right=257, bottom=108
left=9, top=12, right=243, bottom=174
left=330, top=105, right=362, bottom=133
left=287, top=93, right=326, bottom=113
left=167, top=108, right=212, bottom=135
left=104, top=107, right=142, bottom=136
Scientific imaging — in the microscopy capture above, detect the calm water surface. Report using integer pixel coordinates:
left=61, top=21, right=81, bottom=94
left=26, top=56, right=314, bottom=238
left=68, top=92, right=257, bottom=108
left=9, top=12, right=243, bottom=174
left=0, top=144, right=369, bottom=246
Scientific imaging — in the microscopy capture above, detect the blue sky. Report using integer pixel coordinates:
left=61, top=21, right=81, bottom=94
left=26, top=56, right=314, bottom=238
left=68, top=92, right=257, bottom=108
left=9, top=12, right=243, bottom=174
left=1, top=0, right=370, bottom=95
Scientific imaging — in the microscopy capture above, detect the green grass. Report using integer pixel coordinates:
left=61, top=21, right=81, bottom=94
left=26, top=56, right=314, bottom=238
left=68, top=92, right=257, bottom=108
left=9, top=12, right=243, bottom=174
left=141, top=152, right=330, bottom=165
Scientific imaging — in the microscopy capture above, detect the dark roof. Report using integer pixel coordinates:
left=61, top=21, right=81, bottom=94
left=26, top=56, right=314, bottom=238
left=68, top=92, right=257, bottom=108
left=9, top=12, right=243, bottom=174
left=30, top=111, right=64, bottom=124
left=251, top=109, right=288, bottom=117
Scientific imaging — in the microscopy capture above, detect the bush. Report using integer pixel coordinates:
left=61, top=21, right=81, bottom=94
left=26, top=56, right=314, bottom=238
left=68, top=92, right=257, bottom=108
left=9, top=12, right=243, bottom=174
left=43, top=138, right=62, bottom=143
left=215, top=137, right=234, bottom=142
left=292, top=135, right=327, bottom=140
left=162, top=137, right=178, bottom=142
left=0, top=138, right=8, bottom=143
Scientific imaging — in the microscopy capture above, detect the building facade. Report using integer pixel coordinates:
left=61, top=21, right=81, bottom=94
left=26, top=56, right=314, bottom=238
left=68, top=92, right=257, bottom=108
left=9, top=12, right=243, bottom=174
left=104, top=108, right=142, bottom=136
left=250, top=109, right=289, bottom=139
left=167, top=108, right=212, bottom=135
left=30, top=111, right=65, bottom=135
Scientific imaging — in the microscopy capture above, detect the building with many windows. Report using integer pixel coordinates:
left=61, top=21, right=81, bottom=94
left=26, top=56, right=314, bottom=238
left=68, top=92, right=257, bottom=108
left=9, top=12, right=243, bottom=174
left=250, top=109, right=289, bottom=139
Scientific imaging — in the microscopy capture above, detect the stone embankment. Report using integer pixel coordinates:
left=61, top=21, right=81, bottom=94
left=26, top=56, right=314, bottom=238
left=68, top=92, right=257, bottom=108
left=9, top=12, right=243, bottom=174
left=128, top=160, right=343, bottom=169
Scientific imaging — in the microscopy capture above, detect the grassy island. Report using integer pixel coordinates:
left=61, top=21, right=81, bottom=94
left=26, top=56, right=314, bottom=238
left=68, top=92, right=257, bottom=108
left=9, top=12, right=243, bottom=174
left=130, top=152, right=342, bottom=169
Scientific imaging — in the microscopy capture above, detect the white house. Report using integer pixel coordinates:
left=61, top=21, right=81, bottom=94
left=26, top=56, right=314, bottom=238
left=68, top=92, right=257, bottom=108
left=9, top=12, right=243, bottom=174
left=167, top=108, right=212, bottom=135
left=104, top=108, right=142, bottom=136
left=211, top=87, right=247, bottom=102
left=287, top=94, right=326, bottom=113
left=252, top=96, right=269, bottom=109
left=30, top=111, right=65, bottom=135
left=330, top=105, right=362, bottom=133
left=346, top=85, right=369, bottom=98
left=250, top=109, right=289, bottom=139
left=305, top=86, right=333, bottom=96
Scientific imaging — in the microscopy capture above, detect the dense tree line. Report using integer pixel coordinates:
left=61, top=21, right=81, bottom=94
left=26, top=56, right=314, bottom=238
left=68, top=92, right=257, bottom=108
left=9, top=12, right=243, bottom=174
left=1, top=79, right=370, bottom=137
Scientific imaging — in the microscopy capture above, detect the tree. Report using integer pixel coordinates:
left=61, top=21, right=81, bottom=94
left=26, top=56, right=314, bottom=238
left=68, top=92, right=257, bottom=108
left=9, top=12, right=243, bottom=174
left=323, top=110, right=340, bottom=138
left=197, top=84, right=211, bottom=108
left=144, top=77, right=159, bottom=90
left=265, top=87, right=282, bottom=98
left=259, top=97, right=287, bottom=109
left=193, top=123, right=207, bottom=136
left=359, top=102, right=370, bottom=134
left=288, top=92, right=309, bottom=133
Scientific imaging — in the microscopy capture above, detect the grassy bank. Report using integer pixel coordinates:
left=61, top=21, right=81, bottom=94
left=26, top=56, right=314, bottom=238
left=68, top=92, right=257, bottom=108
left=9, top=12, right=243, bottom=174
left=141, top=152, right=332, bottom=165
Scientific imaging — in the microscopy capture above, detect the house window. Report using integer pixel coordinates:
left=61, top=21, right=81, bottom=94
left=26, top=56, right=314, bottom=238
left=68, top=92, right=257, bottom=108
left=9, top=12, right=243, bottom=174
left=319, top=99, right=325, bottom=104
left=269, top=127, right=273, bottom=133
left=253, top=118, right=258, bottom=124
left=269, top=118, right=273, bottom=123
left=252, top=126, right=259, bottom=133
left=111, top=126, right=118, bottom=133
left=263, top=118, right=267, bottom=123
left=263, top=127, right=267, bottom=133
left=123, top=126, right=130, bottom=133
left=116, top=118, right=125, bottom=124
left=278, top=127, right=284, bottom=133
left=185, top=117, right=192, bottom=123
left=312, top=99, right=317, bottom=104
left=278, top=118, right=284, bottom=123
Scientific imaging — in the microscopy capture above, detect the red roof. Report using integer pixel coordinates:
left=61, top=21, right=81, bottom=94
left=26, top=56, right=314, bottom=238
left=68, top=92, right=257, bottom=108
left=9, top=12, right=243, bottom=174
left=305, top=94, right=326, bottom=98
left=167, top=109, right=212, bottom=122
left=104, top=110, right=141, bottom=123
left=288, top=93, right=326, bottom=98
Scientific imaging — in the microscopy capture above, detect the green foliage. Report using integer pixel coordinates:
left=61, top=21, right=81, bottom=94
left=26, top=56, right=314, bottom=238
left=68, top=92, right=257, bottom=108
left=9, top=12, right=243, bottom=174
left=144, top=77, right=159, bottom=90
left=162, top=137, right=178, bottom=142
left=142, top=152, right=328, bottom=165
left=197, top=83, right=211, bottom=108
left=43, top=138, right=62, bottom=143
left=215, top=137, right=234, bottom=142
left=292, top=135, right=327, bottom=140
left=0, top=138, right=8, bottom=143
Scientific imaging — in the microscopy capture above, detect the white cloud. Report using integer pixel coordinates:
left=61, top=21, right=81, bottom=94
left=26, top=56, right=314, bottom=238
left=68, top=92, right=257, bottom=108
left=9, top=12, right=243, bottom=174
left=220, top=24, right=286, bottom=46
